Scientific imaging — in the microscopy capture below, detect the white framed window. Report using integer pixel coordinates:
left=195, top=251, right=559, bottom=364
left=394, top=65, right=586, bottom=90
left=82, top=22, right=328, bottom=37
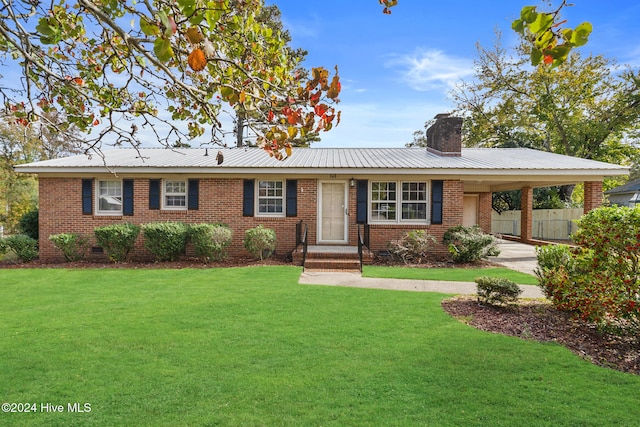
left=370, top=181, right=429, bottom=223
left=97, top=180, right=122, bottom=215
left=401, top=182, right=428, bottom=221
left=371, top=182, right=397, bottom=221
left=257, top=180, right=284, bottom=216
left=163, top=180, right=187, bottom=210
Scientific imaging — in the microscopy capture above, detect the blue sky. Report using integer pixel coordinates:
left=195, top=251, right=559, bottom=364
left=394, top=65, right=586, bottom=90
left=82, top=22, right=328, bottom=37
left=267, top=0, right=640, bottom=148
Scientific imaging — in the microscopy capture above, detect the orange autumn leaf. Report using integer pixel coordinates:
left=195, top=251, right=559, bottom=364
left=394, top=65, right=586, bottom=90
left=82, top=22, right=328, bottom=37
left=188, top=48, right=207, bottom=72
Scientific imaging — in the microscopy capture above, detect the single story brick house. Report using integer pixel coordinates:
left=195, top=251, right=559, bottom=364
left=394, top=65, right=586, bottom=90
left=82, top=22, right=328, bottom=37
left=16, top=115, right=629, bottom=263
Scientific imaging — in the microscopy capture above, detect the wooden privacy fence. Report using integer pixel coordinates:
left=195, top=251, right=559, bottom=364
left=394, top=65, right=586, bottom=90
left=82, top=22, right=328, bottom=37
left=491, top=208, right=583, bottom=240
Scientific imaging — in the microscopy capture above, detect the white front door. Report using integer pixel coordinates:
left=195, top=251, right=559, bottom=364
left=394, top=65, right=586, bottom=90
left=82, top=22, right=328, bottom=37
left=318, top=181, right=348, bottom=243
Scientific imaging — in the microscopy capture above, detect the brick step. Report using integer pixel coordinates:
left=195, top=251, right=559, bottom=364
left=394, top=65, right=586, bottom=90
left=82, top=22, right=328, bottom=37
left=303, top=258, right=361, bottom=272
left=304, top=251, right=360, bottom=260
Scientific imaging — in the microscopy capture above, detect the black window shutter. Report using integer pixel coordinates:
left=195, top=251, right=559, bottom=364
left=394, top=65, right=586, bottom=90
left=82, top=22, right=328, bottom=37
left=123, top=179, right=134, bottom=216
left=243, top=179, right=255, bottom=217
left=356, top=180, right=368, bottom=224
left=188, top=179, right=199, bottom=210
left=286, top=180, right=297, bottom=217
left=149, top=179, right=160, bottom=210
left=82, top=179, right=93, bottom=215
left=431, top=180, right=443, bottom=224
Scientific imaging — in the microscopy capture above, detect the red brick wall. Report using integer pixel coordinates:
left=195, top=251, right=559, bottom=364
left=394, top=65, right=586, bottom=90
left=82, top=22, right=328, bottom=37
left=477, top=192, right=492, bottom=233
left=38, top=177, right=318, bottom=261
left=38, top=177, right=465, bottom=261
left=583, top=181, right=603, bottom=214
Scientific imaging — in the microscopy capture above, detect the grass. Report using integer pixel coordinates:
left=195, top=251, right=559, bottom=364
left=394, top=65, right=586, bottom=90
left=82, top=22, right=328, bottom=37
left=1, top=266, right=638, bottom=426
left=364, top=265, right=539, bottom=285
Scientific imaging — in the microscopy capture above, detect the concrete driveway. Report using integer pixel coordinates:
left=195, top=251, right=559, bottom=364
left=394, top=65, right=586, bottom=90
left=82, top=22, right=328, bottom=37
left=489, top=238, right=540, bottom=276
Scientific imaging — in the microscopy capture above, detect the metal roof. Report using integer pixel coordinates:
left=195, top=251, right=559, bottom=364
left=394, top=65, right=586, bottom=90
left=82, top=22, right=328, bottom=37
left=15, top=146, right=628, bottom=175
left=605, top=178, right=640, bottom=194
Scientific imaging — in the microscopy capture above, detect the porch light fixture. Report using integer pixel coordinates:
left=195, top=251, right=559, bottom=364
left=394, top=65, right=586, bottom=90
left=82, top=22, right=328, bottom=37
left=350, top=178, right=356, bottom=187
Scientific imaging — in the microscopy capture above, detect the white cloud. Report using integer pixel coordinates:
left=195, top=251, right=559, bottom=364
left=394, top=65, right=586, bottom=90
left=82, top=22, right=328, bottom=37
left=386, top=48, right=475, bottom=92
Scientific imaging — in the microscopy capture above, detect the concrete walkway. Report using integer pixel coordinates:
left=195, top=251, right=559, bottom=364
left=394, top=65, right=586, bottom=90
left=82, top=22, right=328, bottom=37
left=299, top=239, right=544, bottom=298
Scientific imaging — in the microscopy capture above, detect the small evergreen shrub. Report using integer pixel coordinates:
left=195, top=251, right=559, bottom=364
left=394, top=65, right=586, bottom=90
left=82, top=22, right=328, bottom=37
left=3, top=234, right=39, bottom=262
left=0, top=238, right=7, bottom=256
left=475, top=276, right=522, bottom=306
left=189, top=223, right=233, bottom=262
left=442, top=225, right=500, bottom=263
left=18, top=208, right=39, bottom=241
left=534, top=244, right=574, bottom=281
left=142, top=222, right=189, bottom=261
left=94, top=223, right=140, bottom=262
left=244, top=225, right=276, bottom=260
left=388, top=230, right=436, bottom=264
left=49, top=233, right=90, bottom=262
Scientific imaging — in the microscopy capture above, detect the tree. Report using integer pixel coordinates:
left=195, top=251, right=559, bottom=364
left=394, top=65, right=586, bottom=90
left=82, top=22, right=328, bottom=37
left=383, top=1, right=591, bottom=68
left=0, top=0, right=341, bottom=159
left=0, top=122, right=40, bottom=232
left=232, top=3, right=320, bottom=148
left=450, top=33, right=640, bottom=202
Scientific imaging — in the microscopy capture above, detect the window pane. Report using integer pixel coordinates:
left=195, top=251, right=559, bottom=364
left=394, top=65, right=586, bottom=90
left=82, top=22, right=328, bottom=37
left=166, top=195, right=186, bottom=207
left=164, top=180, right=187, bottom=209
left=165, top=181, right=185, bottom=193
left=402, top=182, right=426, bottom=201
left=257, top=180, right=284, bottom=215
left=98, top=180, right=122, bottom=212
left=371, top=182, right=397, bottom=221
left=402, top=202, right=427, bottom=220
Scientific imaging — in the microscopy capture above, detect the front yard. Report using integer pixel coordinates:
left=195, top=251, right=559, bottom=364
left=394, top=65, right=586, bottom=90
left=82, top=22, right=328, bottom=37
left=1, top=266, right=639, bottom=426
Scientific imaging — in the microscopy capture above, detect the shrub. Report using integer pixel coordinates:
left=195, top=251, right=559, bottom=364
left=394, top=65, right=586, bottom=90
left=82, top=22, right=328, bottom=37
left=94, top=223, right=140, bottom=262
left=49, top=233, right=90, bottom=262
left=189, top=223, right=233, bottom=262
left=475, top=276, right=522, bottom=306
left=3, top=234, right=39, bottom=262
left=442, top=225, right=500, bottom=263
left=538, top=206, right=640, bottom=329
left=0, top=238, right=7, bottom=256
left=142, top=222, right=189, bottom=261
left=534, top=244, right=574, bottom=281
left=388, top=230, right=436, bottom=264
left=244, top=225, right=276, bottom=260
left=18, top=208, right=39, bottom=241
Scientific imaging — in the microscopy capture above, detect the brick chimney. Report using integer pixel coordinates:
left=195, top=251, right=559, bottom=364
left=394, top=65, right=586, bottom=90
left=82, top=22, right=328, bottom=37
left=426, top=113, right=462, bottom=157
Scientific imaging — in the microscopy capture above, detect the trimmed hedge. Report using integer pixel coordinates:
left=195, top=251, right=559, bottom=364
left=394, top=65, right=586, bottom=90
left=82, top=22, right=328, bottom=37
left=244, top=225, right=276, bottom=260
left=2, top=234, right=39, bottom=262
left=49, top=233, right=90, bottom=262
left=94, top=223, right=140, bottom=262
left=142, top=222, right=189, bottom=261
left=189, top=223, right=233, bottom=262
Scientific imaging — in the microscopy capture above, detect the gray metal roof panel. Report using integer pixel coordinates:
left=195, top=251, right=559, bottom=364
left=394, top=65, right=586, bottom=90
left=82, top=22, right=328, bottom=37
left=15, top=147, right=628, bottom=172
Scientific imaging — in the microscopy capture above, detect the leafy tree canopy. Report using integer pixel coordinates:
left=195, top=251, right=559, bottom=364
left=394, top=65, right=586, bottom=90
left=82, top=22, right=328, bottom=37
left=0, top=0, right=340, bottom=159
left=0, top=0, right=588, bottom=159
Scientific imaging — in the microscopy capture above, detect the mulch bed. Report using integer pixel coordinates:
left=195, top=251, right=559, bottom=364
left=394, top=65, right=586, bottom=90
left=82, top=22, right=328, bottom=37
left=442, top=297, right=640, bottom=376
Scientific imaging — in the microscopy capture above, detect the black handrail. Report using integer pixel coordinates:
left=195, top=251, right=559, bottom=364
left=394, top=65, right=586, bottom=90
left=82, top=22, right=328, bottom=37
left=301, top=224, right=308, bottom=267
left=296, top=220, right=309, bottom=267
left=357, top=224, right=364, bottom=272
left=357, top=223, right=371, bottom=272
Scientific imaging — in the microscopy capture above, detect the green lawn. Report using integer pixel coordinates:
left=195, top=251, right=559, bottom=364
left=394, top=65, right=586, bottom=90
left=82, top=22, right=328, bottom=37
left=364, top=265, right=538, bottom=285
left=1, top=266, right=638, bottom=426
